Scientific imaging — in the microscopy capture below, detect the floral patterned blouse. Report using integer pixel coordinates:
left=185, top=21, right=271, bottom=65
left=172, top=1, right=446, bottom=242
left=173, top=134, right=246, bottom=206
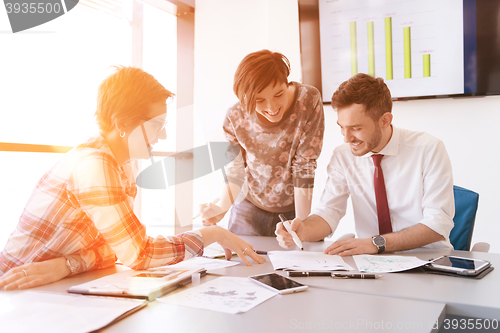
left=223, top=82, right=325, bottom=213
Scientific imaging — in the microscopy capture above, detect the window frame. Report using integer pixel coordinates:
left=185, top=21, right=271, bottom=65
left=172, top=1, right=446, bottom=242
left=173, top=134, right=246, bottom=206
left=0, top=0, right=196, bottom=235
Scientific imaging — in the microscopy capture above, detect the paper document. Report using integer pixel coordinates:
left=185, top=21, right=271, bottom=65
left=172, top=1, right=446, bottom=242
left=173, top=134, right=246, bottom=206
left=157, top=276, right=277, bottom=314
left=202, top=243, right=235, bottom=258
left=2, top=291, right=146, bottom=333
left=69, top=267, right=204, bottom=301
left=160, top=256, right=240, bottom=271
left=354, top=255, right=429, bottom=273
left=267, top=251, right=354, bottom=271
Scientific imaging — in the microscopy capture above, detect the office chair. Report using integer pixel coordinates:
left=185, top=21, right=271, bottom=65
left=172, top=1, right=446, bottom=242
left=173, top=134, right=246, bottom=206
left=449, top=185, right=489, bottom=252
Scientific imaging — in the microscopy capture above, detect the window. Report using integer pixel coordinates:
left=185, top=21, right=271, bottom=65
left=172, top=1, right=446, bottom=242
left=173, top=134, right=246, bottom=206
left=138, top=1, right=178, bottom=237
left=0, top=0, right=179, bottom=248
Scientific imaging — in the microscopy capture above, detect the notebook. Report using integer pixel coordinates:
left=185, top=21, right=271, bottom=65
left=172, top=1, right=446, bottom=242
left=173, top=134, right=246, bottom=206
left=68, top=267, right=206, bottom=301
left=4, top=291, right=147, bottom=333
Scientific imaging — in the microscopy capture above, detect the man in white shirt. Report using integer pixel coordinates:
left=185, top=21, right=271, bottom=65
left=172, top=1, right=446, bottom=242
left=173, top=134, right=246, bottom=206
left=275, top=73, right=454, bottom=255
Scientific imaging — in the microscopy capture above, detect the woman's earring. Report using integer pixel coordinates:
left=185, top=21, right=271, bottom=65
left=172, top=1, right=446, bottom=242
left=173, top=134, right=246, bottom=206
left=116, top=123, right=126, bottom=138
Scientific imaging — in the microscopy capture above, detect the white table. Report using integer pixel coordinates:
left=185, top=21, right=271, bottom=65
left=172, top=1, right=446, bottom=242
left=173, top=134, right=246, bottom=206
left=2, top=236, right=498, bottom=332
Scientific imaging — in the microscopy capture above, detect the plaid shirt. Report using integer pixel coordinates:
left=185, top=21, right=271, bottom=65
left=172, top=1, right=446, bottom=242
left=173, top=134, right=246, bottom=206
left=0, top=135, right=204, bottom=275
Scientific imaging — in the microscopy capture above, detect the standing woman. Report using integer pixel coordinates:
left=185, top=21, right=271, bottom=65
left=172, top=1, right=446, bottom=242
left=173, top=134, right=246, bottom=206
left=0, top=66, right=264, bottom=290
left=199, top=50, right=325, bottom=236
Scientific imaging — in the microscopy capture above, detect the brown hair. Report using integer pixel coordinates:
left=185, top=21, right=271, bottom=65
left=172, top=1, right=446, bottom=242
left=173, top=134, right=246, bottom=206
left=331, top=73, right=392, bottom=121
left=233, top=50, right=291, bottom=113
left=95, top=66, right=173, bottom=133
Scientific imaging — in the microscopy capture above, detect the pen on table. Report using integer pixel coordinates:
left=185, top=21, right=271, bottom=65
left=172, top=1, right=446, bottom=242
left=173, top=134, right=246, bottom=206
left=287, top=271, right=381, bottom=279
left=214, top=250, right=267, bottom=259
left=332, top=273, right=381, bottom=279
left=279, top=214, right=303, bottom=250
left=193, top=197, right=220, bottom=219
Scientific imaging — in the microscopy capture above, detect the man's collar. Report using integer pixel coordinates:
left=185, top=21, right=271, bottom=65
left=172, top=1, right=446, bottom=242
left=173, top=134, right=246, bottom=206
left=363, top=125, right=400, bottom=158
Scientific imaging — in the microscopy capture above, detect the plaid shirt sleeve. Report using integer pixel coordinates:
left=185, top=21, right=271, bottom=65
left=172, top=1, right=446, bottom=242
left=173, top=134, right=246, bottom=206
left=68, top=152, right=204, bottom=270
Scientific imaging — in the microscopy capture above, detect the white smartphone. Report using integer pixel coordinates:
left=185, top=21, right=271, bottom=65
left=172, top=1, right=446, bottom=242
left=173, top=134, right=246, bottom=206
left=249, top=273, right=308, bottom=294
left=426, top=255, right=491, bottom=276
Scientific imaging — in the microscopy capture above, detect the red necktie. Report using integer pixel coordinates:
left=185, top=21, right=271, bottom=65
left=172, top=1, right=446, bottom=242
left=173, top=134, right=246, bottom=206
left=372, top=154, right=393, bottom=234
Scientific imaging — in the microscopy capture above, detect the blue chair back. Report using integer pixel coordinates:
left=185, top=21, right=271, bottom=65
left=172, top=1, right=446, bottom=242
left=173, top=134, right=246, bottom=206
left=449, top=186, right=479, bottom=251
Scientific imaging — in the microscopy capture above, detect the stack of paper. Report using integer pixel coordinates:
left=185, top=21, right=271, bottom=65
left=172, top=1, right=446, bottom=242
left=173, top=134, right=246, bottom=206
left=164, top=256, right=240, bottom=271
left=202, top=243, right=237, bottom=259
left=267, top=251, right=354, bottom=271
left=2, top=291, right=146, bottom=333
left=353, top=255, right=429, bottom=273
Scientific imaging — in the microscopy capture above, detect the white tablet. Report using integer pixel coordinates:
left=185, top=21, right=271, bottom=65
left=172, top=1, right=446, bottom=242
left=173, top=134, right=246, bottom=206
left=426, top=255, right=491, bottom=276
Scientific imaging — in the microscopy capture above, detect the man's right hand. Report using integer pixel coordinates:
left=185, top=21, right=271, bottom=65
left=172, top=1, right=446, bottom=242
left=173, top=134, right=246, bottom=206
left=198, top=203, right=226, bottom=226
left=275, top=217, right=303, bottom=249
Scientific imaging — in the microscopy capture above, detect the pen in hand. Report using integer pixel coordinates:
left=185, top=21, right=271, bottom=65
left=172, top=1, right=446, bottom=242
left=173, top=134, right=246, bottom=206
left=279, top=214, right=303, bottom=250
left=193, top=198, right=220, bottom=220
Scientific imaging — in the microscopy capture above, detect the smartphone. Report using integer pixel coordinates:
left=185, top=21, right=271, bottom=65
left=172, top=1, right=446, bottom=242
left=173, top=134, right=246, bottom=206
left=426, top=255, right=491, bottom=276
left=249, top=273, right=308, bottom=294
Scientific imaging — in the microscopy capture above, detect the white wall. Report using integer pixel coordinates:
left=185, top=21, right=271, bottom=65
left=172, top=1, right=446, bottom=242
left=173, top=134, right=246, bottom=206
left=194, top=0, right=500, bottom=253
left=392, top=96, right=500, bottom=253
left=192, top=0, right=302, bottom=227
left=194, top=0, right=301, bottom=142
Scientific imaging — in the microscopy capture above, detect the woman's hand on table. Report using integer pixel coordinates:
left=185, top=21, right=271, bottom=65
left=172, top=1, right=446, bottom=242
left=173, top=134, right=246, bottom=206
left=0, top=257, right=70, bottom=290
left=200, top=226, right=266, bottom=266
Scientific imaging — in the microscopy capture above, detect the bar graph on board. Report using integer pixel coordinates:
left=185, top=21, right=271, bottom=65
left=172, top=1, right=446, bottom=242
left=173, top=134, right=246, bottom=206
left=385, top=17, right=393, bottom=80
left=320, top=0, right=464, bottom=99
left=367, top=21, right=375, bottom=76
left=403, top=26, right=411, bottom=78
left=348, top=18, right=424, bottom=80
left=350, top=21, right=357, bottom=76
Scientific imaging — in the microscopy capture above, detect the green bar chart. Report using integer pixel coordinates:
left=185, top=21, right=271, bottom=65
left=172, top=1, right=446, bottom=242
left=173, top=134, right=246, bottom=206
left=423, top=54, right=431, bottom=77
left=347, top=19, right=428, bottom=80
left=367, top=21, right=375, bottom=77
left=385, top=17, right=393, bottom=80
left=404, top=26, right=412, bottom=78
left=350, top=21, right=358, bottom=76
left=319, top=0, right=464, bottom=99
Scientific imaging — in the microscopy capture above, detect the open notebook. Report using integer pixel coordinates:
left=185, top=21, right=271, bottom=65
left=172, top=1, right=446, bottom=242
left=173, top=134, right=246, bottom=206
left=4, top=291, right=147, bottom=333
left=69, top=267, right=206, bottom=301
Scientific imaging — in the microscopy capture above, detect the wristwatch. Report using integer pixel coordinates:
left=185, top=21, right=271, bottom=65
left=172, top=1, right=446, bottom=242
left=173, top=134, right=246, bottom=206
left=64, top=255, right=80, bottom=276
left=372, top=235, right=386, bottom=254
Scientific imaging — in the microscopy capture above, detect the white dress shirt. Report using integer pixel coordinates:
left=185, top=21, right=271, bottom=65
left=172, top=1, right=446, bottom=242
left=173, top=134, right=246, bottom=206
left=312, top=126, right=454, bottom=249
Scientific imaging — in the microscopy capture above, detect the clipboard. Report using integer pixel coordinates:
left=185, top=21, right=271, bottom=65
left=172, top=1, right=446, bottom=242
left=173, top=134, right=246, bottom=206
left=68, top=267, right=206, bottom=301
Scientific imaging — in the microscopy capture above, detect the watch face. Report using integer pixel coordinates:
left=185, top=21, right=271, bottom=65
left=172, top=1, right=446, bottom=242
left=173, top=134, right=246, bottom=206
left=66, top=257, right=79, bottom=274
left=373, top=236, right=385, bottom=246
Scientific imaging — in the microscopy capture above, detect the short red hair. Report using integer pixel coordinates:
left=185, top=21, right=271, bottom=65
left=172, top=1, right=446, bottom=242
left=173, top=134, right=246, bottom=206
left=233, top=50, right=291, bottom=113
left=95, top=66, right=173, bottom=133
